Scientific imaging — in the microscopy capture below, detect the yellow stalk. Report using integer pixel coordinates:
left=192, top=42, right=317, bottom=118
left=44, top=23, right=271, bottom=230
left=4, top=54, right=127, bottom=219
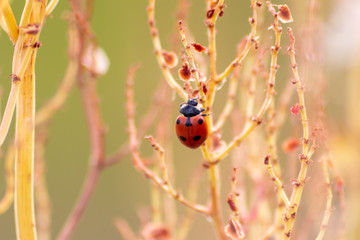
left=0, top=0, right=38, bottom=147
left=15, top=51, right=37, bottom=240
left=0, top=0, right=18, bottom=44
left=147, top=0, right=187, bottom=100
left=46, top=0, right=59, bottom=15
left=14, top=1, right=47, bottom=240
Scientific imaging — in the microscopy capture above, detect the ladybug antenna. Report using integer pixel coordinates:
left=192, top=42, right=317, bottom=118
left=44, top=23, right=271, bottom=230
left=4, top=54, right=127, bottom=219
left=187, top=98, right=198, bottom=106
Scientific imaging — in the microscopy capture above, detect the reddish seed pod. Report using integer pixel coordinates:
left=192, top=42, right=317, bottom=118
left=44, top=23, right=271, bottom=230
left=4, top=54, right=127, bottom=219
left=200, top=81, right=208, bottom=95
left=207, top=9, right=215, bottom=19
left=225, top=217, right=244, bottom=239
left=227, top=194, right=238, bottom=212
left=141, top=223, right=170, bottom=240
left=264, top=155, right=270, bottom=165
left=291, top=103, right=301, bottom=115
left=282, top=138, right=300, bottom=153
left=335, top=176, right=344, bottom=192
left=191, top=43, right=206, bottom=53
left=278, top=5, right=293, bottom=23
left=178, top=63, right=191, bottom=81
left=162, top=51, right=178, bottom=68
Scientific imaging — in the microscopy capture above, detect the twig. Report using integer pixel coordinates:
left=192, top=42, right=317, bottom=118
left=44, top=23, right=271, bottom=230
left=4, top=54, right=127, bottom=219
left=46, top=0, right=59, bottom=15
left=14, top=1, right=47, bottom=240
left=0, top=0, right=18, bottom=44
left=126, top=65, right=208, bottom=215
left=315, top=157, right=333, bottom=240
left=212, top=5, right=283, bottom=162
left=283, top=27, right=313, bottom=239
left=34, top=15, right=79, bottom=240
left=213, top=39, right=248, bottom=132
left=264, top=155, right=289, bottom=208
left=178, top=20, right=207, bottom=106
left=57, top=2, right=110, bottom=239
left=147, top=0, right=187, bottom=100
left=216, top=0, right=258, bottom=83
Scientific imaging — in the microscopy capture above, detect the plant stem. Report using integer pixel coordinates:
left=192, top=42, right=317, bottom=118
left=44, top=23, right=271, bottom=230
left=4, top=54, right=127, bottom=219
left=15, top=51, right=37, bottom=240
left=208, top=164, right=226, bottom=240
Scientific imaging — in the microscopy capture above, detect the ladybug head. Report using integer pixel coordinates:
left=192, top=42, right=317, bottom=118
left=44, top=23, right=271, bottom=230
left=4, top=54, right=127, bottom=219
left=187, top=98, right=198, bottom=107
left=180, top=98, right=202, bottom=117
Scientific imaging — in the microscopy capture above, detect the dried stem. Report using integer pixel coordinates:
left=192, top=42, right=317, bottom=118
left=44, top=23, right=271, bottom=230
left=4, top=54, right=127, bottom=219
left=46, top=0, right=59, bottom=15
left=178, top=20, right=207, bottom=106
left=56, top=2, right=110, bottom=239
left=264, top=155, right=289, bottom=208
left=315, top=157, right=333, bottom=240
left=0, top=0, right=18, bottom=44
left=14, top=1, right=47, bottom=240
left=126, top=65, right=208, bottom=215
left=283, top=27, right=313, bottom=239
left=57, top=68, right=106, bottom=240
left=213, top=40, right=247, bottom=132
left=216, top=0, right=258, bottom=83
left=213, top=8, right=282, bottom=162
left=35, top=50, right=79, bottom=126
left=147, top=0, right=187, bottom=100
left=264, top=99, right=287, bottom=238
left=34, top=15, right=79, bottom=240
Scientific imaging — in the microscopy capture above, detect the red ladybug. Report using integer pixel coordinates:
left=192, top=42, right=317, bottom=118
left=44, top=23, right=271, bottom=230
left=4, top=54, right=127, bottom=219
left=175, top=98, right=208, bottom=149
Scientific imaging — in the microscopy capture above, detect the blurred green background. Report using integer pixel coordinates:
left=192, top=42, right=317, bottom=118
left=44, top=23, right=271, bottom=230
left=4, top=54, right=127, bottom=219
left=0, top=0, right=359, bottom=239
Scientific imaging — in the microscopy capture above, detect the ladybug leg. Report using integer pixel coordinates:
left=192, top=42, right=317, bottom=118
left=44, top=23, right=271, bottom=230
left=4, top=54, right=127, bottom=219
left=200, top=108, right=208, bottom=116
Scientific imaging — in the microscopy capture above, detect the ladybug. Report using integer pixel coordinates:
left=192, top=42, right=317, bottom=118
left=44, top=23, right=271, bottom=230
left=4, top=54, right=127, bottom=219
left=175, top=98, right=208, bottom=149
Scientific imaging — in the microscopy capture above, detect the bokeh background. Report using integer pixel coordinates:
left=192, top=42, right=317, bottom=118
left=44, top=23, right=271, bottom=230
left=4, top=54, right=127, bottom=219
left=0, top=0, right=359, bottom=239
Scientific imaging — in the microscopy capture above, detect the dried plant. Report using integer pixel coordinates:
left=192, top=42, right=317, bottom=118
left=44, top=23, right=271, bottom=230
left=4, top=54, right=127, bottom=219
left=121, top=0, right=344, bottom=240
left=0, top=0, right=348, bottom=240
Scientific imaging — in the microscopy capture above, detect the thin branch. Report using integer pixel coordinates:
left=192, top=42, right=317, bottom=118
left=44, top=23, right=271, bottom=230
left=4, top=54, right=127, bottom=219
left=212, top=39, right=247, bottom=132
left=147, top=0, right=187, bottom=100
left=216, top=0, right=258, bottom=83
left=57, top=3, right=108, bottom=239
left=315, top=157, right=333, bottom=240
left=126, top=65, right=208, bottom=215
left=178, top=20, right=206, bottom=106
left=46, top=0, right=59, bottom=15
left=213, top=8, right=283, bottom=162
left=14, top=1, right=47, bottom=239
left=283, top=27, right=314, bottom=239
left=264, top=155, right=290, bottom=208
left=0, top=0, right=18, bottom=44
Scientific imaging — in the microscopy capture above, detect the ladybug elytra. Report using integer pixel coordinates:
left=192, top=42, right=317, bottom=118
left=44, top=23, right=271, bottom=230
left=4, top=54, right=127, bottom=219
left=175, top=98, right=208, bottom=149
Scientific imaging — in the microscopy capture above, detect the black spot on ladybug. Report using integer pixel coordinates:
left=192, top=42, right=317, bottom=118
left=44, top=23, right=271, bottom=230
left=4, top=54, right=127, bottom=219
left=193, top=135, right=201, bottom=141
left=198, top=118, right=203, bottom=125
left=180, top=136, right=186, bottom=141
left=176, top=119, right=180, bottom=124
left=185, top=117, right=192, bottom=127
